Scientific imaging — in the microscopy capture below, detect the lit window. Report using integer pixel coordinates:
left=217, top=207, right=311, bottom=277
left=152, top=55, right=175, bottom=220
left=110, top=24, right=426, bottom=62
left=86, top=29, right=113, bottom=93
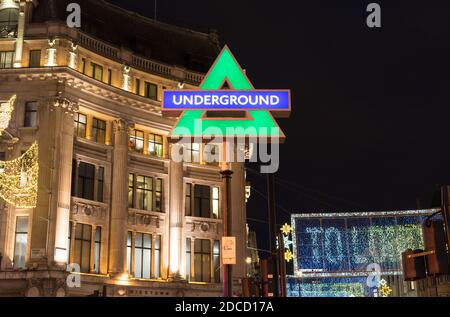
left=73, top=223, right=92, bottom=273
left=154, top=235, right=161, bottom=278
left=186, top=238, right=191, bottom=281
left=94, top=227, right=101, bottom=273
left=92, top=118, right=106, bottom=144
left=194, top=239, right=211, bottom=282
left=155, top=178, right=163, bottom=212
left=0, top=51, right=14, bottom=68
left=91, top=63, right=103, bottom=81
left=144, top=82, right=158, bottom=100
left=129, top=129, right=144, bottom=153
left=136, top=175, right=153, bottom=211
left=212, top=187, right=220, bottom=219
left=184, top=143, right=200, bottom=163
left=0, top=8, right=18, bottom=38
left=13, top=216, right=28, bottom=269
left=148, top=133, right=163, bottom=157
left=128, top=174, right=135, bottom=208
left=24, top=101, right=37, bottom=127
left=74, top=113, right=87, bottom=138
left=134, top=233, right=152, bottom=279
left=214, top=240, right=220, bottom=283
left=29, top=50, right=41, bottom=68
left=126, top=231, right=132, bottom=274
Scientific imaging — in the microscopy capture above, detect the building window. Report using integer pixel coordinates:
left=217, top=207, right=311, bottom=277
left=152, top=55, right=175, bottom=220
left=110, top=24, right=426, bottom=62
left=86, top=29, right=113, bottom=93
left=94, top=227, right=101, bottom=273
left=92, top=118, right=106, bottom=144
left=204, top=144, right=219, bottom=165
left=212, top=187, right=220, bottom=219
left=126, top=231, right=132, bottom=274
left=0, top=152, right=5, bottom=161
left=29, top=50, right=41, bottom=68
left=184, top=143, right=200, bottom=163
left=136, top=175, right=153, bottom=211
left=80, top=58, right=86, bottom=74
left=154, top=235, right=161, bottom=278
left=74, top=113, right=87, bottom=138
left=134, top=233, right=152, bottom=279
left=194, top=239, right=211, bottom=282
left=73, top=223, right=92, bottom=273
left=129, top=129, right=144, bottom=153
left=108, top=69, right=112, bottom=85
left=185, top=183, right=192, bottom=216
left=194, top=184, right=211, bottom=218
left=0, top=51, right=14, bottom=68
left=128, top=174, right=135, bottom=208
left=0, top=8, right=19, bottom=38
left=186, top=238, right=191, bottom=280
left=13, top=216, right=28, bottom=269
left=97, top=166, right=104, bottom=202
left=77, top=162, right=95, bottom=201
left=155, top=178, right=163, bottom=212
left=91, top=63, right=103, bottom=81
left=214, top=240, right=220, bottom=283
left=144, top=82, right=158, bottom=100
left=148, top=133, right=163, bottom=157
left=24, top=101, right=38, bottom=127
left=129, top=174, right=164, bottom=212
left=135, top=78, right=141, bottom=95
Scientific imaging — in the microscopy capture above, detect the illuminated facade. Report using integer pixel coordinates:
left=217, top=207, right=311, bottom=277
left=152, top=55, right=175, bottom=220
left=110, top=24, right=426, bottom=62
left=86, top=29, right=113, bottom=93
left=0, top=0, right=248, bottom=297
left=287, top=209, right=440, bottom=297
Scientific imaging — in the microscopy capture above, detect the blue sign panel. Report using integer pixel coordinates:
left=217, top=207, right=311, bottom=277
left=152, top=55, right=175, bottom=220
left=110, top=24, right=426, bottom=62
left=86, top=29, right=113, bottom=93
left=163, top=90, right=290, bottom=111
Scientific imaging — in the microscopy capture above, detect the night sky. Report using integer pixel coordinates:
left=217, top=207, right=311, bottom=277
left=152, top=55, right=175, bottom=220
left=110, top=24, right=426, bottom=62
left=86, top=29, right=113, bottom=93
left=107, top=0, right=450, bottom=254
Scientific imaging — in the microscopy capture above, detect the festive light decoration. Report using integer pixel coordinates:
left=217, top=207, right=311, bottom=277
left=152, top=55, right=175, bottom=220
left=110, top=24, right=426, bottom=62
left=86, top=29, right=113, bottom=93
left=285, top=250, right=294, bottom=262
left=380, top=284, right=392, bottom=297
left=0, top=95, right=16, bottom=135
left=281, top=223, right=292, bottom=235
left=281, top=223, right=294, bottom=262
left=288, top=209, right=439, bottom=297
left=0, top=142, right=39, bottom=208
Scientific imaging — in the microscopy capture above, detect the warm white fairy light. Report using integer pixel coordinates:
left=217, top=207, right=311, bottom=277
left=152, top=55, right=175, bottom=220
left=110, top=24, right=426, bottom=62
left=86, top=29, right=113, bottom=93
left=0, top=142, right=39, bottom=208
left=0, top=95, right=16, bottom=135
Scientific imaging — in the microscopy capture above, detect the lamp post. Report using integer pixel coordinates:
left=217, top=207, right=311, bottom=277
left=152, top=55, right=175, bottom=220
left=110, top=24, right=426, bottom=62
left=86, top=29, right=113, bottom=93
left=221, top=168, right=233, bottom=297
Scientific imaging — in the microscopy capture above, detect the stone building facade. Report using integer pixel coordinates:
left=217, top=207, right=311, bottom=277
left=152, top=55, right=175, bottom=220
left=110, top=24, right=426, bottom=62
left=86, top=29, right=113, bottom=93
left=0, top=0, right=248, bottom=297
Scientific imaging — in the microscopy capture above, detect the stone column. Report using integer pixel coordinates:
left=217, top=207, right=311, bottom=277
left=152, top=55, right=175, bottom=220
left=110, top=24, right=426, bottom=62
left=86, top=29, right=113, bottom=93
left=108, top=118, right=130, bottom=275
left=130, top=231, right=136, bottom=276
left=29, top=99, right=57, bottom=266
left=69, top=222, right=76, bottom=264
left=13, top=1, right=25, bottom=67
left=53, top=99, right=77, bottom=264
left=168, top=159, right=184, bottom=280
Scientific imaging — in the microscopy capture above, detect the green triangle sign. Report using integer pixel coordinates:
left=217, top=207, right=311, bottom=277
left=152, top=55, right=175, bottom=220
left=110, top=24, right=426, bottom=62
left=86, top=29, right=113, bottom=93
left=168, top=46, right=285, bottom=141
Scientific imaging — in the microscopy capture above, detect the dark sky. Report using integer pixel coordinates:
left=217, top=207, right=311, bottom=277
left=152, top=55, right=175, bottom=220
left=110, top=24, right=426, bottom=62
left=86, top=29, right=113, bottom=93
left=107, top=0, right=450, bottom=254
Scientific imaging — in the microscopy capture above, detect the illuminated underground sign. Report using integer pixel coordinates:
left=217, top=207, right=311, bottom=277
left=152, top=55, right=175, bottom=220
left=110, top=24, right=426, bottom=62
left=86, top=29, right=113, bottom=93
left=162, top=46, right=291, bottom=141
left=163, top=90, right=290, bottom=113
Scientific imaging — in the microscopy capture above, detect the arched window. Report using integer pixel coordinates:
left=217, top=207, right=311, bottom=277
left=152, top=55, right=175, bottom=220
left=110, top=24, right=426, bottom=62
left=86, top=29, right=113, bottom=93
left=0, top=8, right=19, bottom=38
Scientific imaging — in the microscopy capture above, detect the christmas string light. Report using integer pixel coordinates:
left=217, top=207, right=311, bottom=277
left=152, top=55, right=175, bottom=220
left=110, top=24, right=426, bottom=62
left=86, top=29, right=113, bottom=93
left=281, top=223, right=294, bottom=262
left=0, top=142, right=39, bottom=208
left=0, top=95, right=16, bottom=135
